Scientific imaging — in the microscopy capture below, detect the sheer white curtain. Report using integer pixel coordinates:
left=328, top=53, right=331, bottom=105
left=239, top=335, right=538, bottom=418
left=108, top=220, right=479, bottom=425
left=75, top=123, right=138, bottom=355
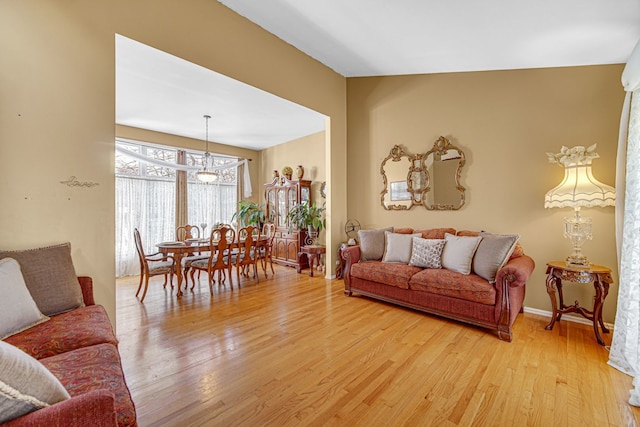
left=187, top=181, right=237, bottom=234
left=115, top=177, right=176, bottom=277
left=608, top=38, right=640, bottom=406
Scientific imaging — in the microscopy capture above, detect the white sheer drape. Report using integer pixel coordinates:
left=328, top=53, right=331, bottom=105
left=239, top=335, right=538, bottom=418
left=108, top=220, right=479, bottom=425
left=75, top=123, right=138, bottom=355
left=608, top=38, right=640, bottom=406
left=115, top=177, right=176, bottom=277
left=187, top=181, right=237, bottom=233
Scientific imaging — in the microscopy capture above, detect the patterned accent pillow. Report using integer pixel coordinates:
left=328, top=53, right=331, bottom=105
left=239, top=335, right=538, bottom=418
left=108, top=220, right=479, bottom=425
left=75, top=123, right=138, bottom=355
left=409, top=237, right=446, bottom=268
left=0, top=340, right=70, bottom=423
left=358, top=227, right=393, bottom=261
left=0, top=243, right=84, bottom=315
left=441, top=233, right=483, bottom=275
left=0, top=258, right=49, bottom=340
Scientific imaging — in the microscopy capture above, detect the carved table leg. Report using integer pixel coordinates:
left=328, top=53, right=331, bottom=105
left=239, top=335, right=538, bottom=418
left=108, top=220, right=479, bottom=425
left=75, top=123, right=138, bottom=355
left=592, top=278, right=607, bottom=345
left=308, top=253, right=316, bottom=277
left=545, top=272, right=559, bottom=331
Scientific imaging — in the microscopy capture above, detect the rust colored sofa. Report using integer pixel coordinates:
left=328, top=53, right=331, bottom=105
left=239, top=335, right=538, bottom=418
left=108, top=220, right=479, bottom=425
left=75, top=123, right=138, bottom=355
left=341, top=227, right=535, bottom=341
left=2, top=276, right=136, bottom=427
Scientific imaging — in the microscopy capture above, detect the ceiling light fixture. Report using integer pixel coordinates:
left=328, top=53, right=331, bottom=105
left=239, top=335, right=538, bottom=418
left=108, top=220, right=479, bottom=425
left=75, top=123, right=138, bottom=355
left=196, top=114, right=218, bottom=183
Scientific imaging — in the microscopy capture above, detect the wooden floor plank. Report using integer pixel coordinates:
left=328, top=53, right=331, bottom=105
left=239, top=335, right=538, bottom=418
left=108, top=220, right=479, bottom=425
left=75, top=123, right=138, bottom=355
left=116, top=265, right=640, bottom=426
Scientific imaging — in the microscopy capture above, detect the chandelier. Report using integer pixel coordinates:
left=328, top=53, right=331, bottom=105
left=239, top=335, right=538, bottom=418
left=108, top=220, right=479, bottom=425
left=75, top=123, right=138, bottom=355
left=196, top=114, right=218, bottom=183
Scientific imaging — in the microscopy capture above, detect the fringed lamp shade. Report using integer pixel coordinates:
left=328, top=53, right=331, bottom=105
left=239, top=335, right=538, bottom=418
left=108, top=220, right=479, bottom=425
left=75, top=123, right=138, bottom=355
left=544, top=145, right=615, bottom=267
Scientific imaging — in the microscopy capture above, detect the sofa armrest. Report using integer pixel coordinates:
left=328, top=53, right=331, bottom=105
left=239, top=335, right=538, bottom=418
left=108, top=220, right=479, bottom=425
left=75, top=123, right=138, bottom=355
left=78, top=276, right=95, bottom=306
left=3, top=390, right=117, bottom=427
left=341, top=245, right=361, bottom=294
left=496, top=254, right=535, bottom=289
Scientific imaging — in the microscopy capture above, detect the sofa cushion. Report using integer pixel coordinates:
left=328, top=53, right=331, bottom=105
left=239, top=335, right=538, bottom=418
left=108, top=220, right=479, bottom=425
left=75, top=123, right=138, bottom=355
left=351, top=261, right=422, bottom=290
left=4, top=305, right=118, bottom=360
left=409, top=237, right=446, bottom=268
left=0, top=340, right=70, bottom=424
left=441, top=233, right=482, bottom=275
left=415, top=227, right=457, bottom=239
left=358, top=227, right=393, bottom=261
left=41, top=343, right=137, bottom=427
left=0, top=243, right=84, bottom=316
left=382, top=232, right=421, bottom=263
left=0, top=258, right=49, bottom=340
left=473, top=232, right=520, bottom=283
left=409, top=268, right=497, bottom=305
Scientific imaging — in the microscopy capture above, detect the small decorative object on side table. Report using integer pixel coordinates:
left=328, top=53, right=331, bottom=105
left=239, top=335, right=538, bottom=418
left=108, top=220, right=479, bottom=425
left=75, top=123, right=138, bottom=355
left=544, top=261, right=612, bottom=345
left=297, top=245, right=326, bottom=277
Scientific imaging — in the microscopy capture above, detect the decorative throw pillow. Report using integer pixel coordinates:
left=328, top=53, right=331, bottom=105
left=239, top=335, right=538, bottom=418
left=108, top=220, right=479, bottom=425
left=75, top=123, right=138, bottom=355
left=0, top=258, right=49, bottom=340
left=409, top=237, right=446, bottom=268
left=441, top=233, right=483, bottom=275
left=0, top=340, right=70, bottom=423
left=0, top=243, right=84, bottom=316
left=473, top=231, right=520, bottom=283
left=382, top=232, right=421, bottom=263
left=358, top=227, right=393, bottom=261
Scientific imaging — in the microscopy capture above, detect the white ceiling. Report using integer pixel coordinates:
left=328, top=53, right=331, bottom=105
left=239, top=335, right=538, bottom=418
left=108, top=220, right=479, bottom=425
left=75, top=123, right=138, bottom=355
left=116, top=1, right=640, bottom=150
left=116, top=35, right=327, bottom=151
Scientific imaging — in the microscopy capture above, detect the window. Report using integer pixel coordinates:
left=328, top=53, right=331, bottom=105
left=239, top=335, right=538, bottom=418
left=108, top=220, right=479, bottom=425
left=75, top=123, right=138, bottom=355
left=115, top=140, right=238, bottom=277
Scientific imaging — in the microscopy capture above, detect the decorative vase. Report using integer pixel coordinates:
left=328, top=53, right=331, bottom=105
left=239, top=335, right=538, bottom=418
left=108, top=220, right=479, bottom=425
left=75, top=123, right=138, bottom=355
left=272, top=170, right=279, bottom=179
left=281, top=166, right=293, bottom=180
left=296, top=165, right=304, bottom=180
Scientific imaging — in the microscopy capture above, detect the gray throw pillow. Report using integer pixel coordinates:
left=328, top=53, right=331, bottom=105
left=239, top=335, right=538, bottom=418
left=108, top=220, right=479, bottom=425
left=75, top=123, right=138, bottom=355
left=358, top=227, right=393, bottom=261
left=409, top=237, right=446, bottom=268
left=0, top=258, right=49, bottom=340
left=441, top=233, right=483, bottom=275
left=473, top=231, right=520, bottom=283
left=0, top=243, right=84, bottom=315
left=0, top=340, right=70, bottom=423
left=382, top=232, right=421, bottom=263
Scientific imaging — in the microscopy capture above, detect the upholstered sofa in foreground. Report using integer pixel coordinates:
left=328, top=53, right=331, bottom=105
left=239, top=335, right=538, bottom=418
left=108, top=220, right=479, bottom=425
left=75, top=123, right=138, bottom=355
left=0, top=244, right=136, bottom=426
left=341, top=227, right=535, bottom=341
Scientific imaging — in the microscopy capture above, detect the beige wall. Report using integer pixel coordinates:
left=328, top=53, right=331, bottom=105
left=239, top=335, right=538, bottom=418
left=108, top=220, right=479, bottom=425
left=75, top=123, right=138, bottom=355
left=347, top=65, right=624, bottom=323
left=260, top=131, right=326, bottom=203
left=0, top=0, right=348, bottom=326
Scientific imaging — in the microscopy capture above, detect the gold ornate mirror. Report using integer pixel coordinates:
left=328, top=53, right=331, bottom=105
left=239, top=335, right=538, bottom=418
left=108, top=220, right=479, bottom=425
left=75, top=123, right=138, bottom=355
left=423, top=136, right=465, bottom=210
left=380, top=137, right=465, bottom=211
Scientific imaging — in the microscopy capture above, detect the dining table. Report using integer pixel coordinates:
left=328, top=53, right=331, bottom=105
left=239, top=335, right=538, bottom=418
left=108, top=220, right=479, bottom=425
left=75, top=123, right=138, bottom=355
left=156, top=236, right=267, bottom=297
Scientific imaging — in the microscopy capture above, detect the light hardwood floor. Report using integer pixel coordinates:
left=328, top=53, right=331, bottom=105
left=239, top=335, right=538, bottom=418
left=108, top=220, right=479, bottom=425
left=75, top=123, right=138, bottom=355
left=116, top=265, right=640, bottom=426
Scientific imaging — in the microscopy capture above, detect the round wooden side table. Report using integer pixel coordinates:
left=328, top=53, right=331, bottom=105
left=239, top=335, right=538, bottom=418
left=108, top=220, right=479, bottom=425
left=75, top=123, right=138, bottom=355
left=544, top=261, right=612, bottom=345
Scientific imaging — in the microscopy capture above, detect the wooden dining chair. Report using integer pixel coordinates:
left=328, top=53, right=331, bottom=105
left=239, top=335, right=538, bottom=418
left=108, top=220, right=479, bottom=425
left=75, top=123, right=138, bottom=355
left=234, top=225, right=261, bottom=283
left=133, top=228, right=176, bottom=302
left=259, top=222, right=276, bottom=277
left=190, top=225, right=236, bottom=294
left=175, top=224, right=208, bottom=287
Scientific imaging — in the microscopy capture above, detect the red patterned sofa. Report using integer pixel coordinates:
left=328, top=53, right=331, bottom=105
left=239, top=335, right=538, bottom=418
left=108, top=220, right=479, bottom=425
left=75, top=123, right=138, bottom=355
left=341, top=227, right=535, bottom=341
left=2, top=276, right=136, bottom=427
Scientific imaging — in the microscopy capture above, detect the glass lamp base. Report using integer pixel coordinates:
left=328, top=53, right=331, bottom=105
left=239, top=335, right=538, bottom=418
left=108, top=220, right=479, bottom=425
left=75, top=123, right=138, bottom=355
left=565, top=254, right=590, bottom=267
left=563, top=208, right=592, bottom=268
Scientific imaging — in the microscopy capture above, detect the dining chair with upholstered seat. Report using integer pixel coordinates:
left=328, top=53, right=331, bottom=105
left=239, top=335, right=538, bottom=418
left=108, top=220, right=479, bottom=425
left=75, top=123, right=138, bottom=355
left=175, top=224, right=208, bottom=288
left=234, top=225, right=261, bottom=283
left=133, top=228, right=176, bottom=302
left=190, top=225, right=236, bottom=294
left=258, top=222, right=276, bottom=278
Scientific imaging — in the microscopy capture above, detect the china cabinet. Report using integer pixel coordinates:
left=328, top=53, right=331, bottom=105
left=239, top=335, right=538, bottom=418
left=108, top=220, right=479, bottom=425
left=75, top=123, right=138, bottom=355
left=264, top=176, right=312, bottom=269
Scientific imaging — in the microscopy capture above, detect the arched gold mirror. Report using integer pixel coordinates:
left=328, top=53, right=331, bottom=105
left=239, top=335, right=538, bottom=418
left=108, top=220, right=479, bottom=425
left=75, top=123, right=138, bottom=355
left=381, top=145, right=427, bottom=210
left=380, top=137, right=465, bottom=211
left=423, top=136, right=465, bottom=210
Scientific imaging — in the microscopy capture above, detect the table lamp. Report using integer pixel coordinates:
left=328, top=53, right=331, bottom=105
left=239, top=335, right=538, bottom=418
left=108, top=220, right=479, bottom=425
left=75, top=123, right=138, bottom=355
left=544, top=144, right=615, bottom=267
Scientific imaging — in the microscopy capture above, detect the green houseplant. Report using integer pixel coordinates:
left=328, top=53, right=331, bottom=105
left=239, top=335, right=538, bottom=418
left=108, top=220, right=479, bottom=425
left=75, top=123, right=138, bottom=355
left=232, top=200, right=266, bottom=227
left=286, top=201, right=326, bottom=234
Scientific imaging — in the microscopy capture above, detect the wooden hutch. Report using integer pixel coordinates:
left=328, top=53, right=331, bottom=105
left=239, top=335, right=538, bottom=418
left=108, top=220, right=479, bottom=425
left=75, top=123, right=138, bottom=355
left=264, top=176, right=312, bottom=269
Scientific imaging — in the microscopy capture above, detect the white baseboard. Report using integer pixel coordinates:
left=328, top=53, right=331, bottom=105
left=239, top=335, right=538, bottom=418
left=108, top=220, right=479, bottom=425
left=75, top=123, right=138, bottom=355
left=523, top=306, right=614, bottom=330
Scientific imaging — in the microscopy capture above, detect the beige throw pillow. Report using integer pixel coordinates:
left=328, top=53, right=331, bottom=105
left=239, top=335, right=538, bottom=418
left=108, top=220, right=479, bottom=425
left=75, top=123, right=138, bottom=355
left=0, top=243, right=84, bottom=316
left=382, top=232, right=421, bottom=263
left=0, top=258, right=49, bottom=340
left=0, top=340, right=70, bottom=423
left=358, top=227, right=393, bottom=261
left=441, top=233, right=483, bottom=275
left=473, top=231, right=520, bottom=283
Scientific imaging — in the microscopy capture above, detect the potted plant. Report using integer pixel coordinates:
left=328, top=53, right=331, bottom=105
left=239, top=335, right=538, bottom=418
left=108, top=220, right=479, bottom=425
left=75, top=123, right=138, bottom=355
left=286, top=201, right=326, bottom=241
left=232, top=200, right=266, bottom=228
